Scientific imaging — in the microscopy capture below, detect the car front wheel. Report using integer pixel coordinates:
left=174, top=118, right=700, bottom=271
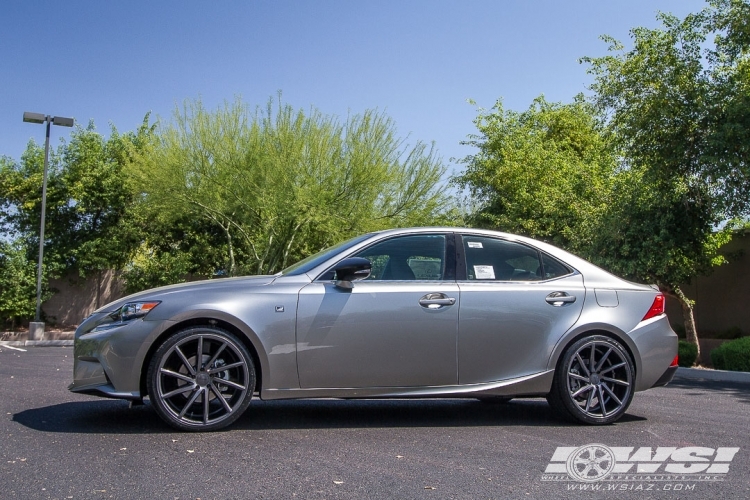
left=547, top=335, right=634, bottom=425
left=147, top=326, right=255, bottom=431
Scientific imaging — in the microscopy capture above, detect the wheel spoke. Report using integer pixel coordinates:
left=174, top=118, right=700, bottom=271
left=161, top=368, right=195, bottom=384
left=601, top=376, right=629, bottom=386
left=571, top=384, right=594, bottom=398
left=196, top=336, right=204, bottom=371
left=568, top=372, right=588, bottom=382
left=174, top=346, right=196, bottom=376
left=585, top=390, right=595, bottom=412
left=208, top=360, right=245, bottom=374
left=594, top=347, right=612, bottom=372
left=598, top=386, right=608, bottom=417
left=589, top=344, right=596, bottom=372
left=214, top=378, right=246, bottom=391
left=575, top=353, right=591, bottom=376
left=162, top=384, right=195, bottom=399
left=602, top=384, right=623, bottom=406
left=179, top=387, right=202, bottom=418
left=209, top=382, right=233, bottom=413
left=205, top=342, right=227, bottom=369
left=599, top=361, right=626, bottom=375
left=203, top=387, right=210, bottom=424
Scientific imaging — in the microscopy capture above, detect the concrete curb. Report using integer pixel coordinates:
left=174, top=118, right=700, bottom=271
left=0, top=340, right=73, bottom=347
left=674, top=366, right=750, bottom=384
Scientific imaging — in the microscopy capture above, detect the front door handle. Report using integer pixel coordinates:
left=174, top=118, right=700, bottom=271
left=545, top=292, right=576, bottom=306
left=419, top=293, right=456, bottom=309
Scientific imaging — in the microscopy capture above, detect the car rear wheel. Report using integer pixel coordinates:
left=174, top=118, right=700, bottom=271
left=547, top=335, right=634, bottom=425
left=147, top=326, right=255, bottom=431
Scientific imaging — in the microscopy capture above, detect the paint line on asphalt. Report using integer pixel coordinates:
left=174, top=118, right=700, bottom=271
left=2, top=345, right=27, bottom=352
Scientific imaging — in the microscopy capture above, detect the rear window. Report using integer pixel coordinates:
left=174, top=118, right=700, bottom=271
left=461, top=235, right=571, bottom=281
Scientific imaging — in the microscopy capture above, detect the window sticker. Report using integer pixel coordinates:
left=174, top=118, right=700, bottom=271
left=474, top=265, right=495, bottom=279
left=467, top=241, right=483, bottom=249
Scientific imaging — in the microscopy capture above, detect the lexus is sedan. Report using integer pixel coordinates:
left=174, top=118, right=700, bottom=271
left=70, top=228, right=678, bottom=431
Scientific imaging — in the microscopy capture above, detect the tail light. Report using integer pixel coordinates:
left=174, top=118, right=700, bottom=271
left=670, top=355, right=679, bottom=367
left=642, top=293, right=665, bottom=321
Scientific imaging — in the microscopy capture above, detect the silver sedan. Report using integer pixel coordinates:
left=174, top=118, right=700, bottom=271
left=69, top=228, right=678, bottom=431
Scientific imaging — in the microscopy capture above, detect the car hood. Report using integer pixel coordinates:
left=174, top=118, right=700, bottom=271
left=94, top=275, right=278, bottom=314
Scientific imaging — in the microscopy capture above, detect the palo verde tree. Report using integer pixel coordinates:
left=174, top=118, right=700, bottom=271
left=582, top=0, right=750, bottom=357
left=127, top=96, right=452, bottom=282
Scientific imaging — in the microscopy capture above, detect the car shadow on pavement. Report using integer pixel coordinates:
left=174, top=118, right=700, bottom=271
left=232, top=398, right=647, bottom=431
left=668, top=378, right=750, bottom=405
left=12, top=397, right=646, bottom=434
left=13, top=400, right=167, bottom=434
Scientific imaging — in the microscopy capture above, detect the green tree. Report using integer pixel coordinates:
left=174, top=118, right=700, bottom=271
left=0, top=117, right=155, bottom=310
left=588, top=172, right=731, bottom=359
left=127, top=97, right=452, bottom=283
left=582, top=0, right=750, bottom=357
left=0, top=240, right=50, bottom=329
left=453, top=96, right=616, bottom=252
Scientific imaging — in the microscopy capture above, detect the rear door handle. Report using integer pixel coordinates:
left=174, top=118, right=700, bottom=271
left=545, top=292, right=576, bottom=306
left=419, top=293, right=456, bottom=309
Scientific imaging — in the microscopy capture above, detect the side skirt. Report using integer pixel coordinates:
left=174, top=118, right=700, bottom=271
left=260, top=370, right=554, bottom=400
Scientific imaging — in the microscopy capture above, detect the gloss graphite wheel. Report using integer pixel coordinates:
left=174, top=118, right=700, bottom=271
left=147, top=326, right=255, bottom=431
left=548, top=335, right=634, bottom=425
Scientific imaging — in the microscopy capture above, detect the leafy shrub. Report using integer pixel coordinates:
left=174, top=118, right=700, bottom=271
left=711, top=337, right=750, bottom=372
left=678, top=340, right=698, bottom=367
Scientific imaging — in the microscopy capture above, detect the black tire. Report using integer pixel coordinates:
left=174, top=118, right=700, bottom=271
left=547, top=335, right=634, bottom=425
left=147, top=326, right=256, bottom=432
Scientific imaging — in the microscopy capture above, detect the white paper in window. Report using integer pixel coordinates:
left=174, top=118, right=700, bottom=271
left=467, top=241, right=483, bottom=248
left=474, top=265, right=495, bottom=279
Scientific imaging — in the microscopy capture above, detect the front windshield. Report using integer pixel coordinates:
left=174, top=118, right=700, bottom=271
left=281, top=233, right=374, bottom=276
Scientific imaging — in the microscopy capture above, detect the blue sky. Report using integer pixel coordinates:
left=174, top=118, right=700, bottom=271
left=2, top=1, right=706, bottom=177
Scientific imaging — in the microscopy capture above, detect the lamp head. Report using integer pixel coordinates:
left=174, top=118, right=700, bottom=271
left=52, top=116, right=74, bottom=127
left=23, top=112, right=46, bottom=124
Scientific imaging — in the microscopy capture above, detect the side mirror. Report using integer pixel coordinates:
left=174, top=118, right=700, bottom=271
left=333, top=257, right=372, bottom=289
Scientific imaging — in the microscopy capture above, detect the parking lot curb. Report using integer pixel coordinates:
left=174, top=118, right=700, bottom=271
left=674, top=366, right=750, bottom=384
left=0, top=340, right=73, bottom=347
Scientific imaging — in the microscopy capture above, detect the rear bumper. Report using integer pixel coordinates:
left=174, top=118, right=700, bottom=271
left=628, top=314, right=678, bottom=391
left=651, top=365, right=678, bottom=388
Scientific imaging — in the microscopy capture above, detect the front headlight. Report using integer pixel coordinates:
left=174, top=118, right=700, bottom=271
left=91, top=301, right=161, bottom=332
left=115, top=301, right=161, bottom=322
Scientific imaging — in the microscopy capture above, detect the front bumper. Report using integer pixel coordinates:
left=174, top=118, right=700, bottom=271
left=68, top=382, right=142, bottom=400
left=69, top=316, right=171, bottom=400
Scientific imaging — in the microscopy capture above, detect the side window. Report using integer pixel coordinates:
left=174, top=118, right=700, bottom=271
left=540, top=252, right=572, bottom=280
left=353, top=234, right=446, bottom=281
left=462, top=236, right=543, bottom=281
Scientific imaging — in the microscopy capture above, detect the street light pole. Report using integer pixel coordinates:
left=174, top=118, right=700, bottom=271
left=22, top=112, right=74, bottom=338
left=37, top=117, right=51, bottom=323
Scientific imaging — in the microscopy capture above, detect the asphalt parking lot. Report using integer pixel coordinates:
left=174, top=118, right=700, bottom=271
left=1, top=346, right=749, bottom=499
